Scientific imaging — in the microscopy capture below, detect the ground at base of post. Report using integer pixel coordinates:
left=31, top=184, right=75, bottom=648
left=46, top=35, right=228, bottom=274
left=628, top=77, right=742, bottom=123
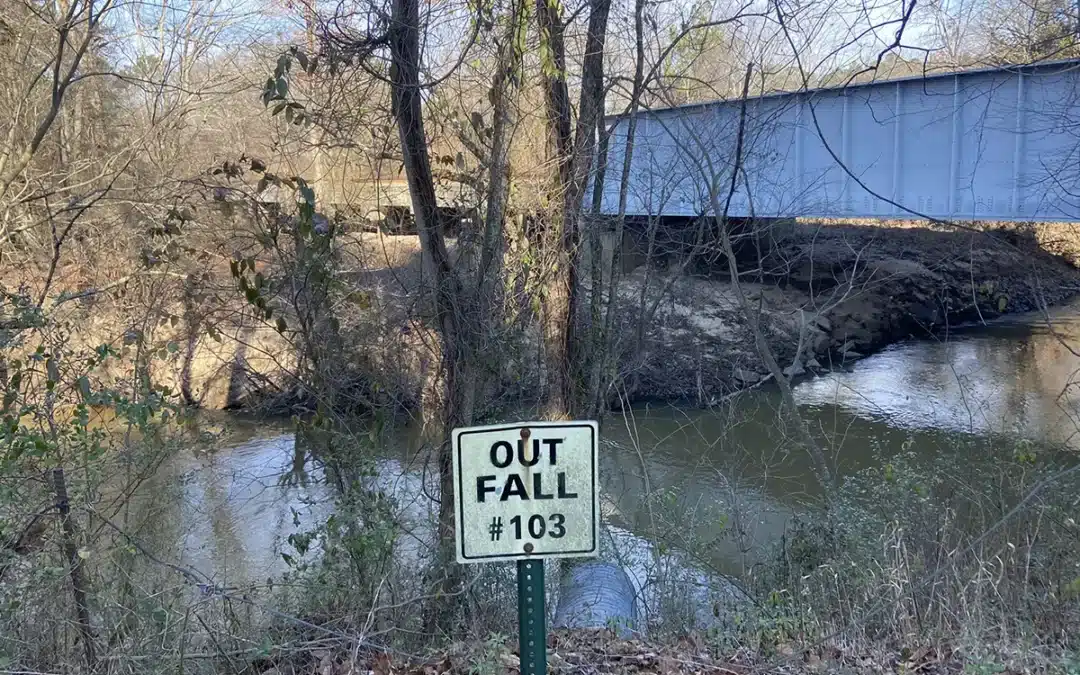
left=250, top=629, right=970, bottom=675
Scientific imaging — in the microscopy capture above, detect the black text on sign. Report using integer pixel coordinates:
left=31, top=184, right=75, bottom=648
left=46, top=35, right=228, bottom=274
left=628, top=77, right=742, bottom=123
left=452, top=421, right=599, bottom=563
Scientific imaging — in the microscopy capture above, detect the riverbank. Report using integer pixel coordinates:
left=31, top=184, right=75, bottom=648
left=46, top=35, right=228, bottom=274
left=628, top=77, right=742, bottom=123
left=618, top=220, right=1080, bottom=403
left=39, top=219, right=1080, bottom=414
left=8, top=305, right=1079, bottom=674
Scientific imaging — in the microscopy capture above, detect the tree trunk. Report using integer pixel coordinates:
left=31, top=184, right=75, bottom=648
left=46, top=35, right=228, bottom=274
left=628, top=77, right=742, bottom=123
left=52, top=468, right=96, bottom=671
left=291, top=216, right=344, bottom=409
left=388, top=0, right=471, bottom=633
left=536, top=0, right=611, bottom=418
left=535, top=0, right=576, bottom=418
left=568, top=0, right=612, bottom=216
left=474, top=0, right=527, bottom=307
left=180, top=272, right=199, bottom=406
left=596, top=0, right=646, bottom=411
left=574, top=0, right=613, bottom=417
left=535, top=0, right=573, bottom=188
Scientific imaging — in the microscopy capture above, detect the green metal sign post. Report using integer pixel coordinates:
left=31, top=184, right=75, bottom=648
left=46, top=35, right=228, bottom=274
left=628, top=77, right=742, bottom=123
left=451, top=421, right=600, bottom=675
left=517, top=559, right=546, bottom=675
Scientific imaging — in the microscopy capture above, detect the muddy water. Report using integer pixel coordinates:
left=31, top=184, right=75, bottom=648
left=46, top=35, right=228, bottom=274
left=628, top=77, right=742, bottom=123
left=142, top=299, right=1080, bottom=586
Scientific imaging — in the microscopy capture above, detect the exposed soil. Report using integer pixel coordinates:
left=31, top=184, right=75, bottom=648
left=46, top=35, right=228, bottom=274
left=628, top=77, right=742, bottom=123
left=619, top=221, right=1080, bottom=403
left=91, top=221, right=1077, bottom=412
left=775, top=221, right=1080, bottom=354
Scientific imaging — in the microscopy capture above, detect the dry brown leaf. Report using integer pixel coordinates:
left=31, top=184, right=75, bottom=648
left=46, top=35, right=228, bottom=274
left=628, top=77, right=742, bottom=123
left=372, top=652, right=393, bottom=675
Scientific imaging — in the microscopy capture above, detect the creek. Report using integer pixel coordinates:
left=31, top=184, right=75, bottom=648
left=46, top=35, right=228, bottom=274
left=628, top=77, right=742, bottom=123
left=128, top=298, right=1080, bottom=602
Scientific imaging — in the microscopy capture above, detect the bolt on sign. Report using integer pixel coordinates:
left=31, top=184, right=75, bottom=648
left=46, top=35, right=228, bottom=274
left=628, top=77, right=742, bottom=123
left=452, top=421, right=599, bottom=563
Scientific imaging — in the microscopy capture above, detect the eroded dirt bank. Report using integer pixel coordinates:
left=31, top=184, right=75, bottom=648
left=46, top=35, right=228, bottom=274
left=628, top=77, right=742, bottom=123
left=620, top=221, right=1080, bottom=403
left=48, top=221, right=1076, bottom=412
left=212, top=220, right=1080, bottom=410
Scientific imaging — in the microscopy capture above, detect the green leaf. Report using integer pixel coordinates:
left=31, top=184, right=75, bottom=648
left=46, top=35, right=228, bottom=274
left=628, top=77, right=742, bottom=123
left=275, top=316, right=287, bottom=333
left=272, top=101, right=287, bottom=116
left=295, top=51, right=309, bottom=72
left=76, top=376, right=91, bottom=401
left=284, top=106, right=294, bottom=124
left=276, top=77, right=288, bottom=99
left=262, top=77, right=276, bottom=104
left=997, top=295, right=1008, bottom=312
left=298, top=183, right=316, bottom=206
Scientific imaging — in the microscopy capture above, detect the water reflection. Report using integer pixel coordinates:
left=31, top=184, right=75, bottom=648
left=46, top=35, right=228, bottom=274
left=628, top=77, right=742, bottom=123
left=796, top=299, right=1080, bottom=446
left=137, top=300, right=1080, bottom=587
left=145, top=405, right=927, bottom=584
left=133, top=422, right=332, bottom=583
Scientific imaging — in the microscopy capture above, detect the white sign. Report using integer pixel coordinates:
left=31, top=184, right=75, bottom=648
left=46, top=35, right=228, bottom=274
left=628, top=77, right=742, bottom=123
left=452, top=421, right=599, bottom=563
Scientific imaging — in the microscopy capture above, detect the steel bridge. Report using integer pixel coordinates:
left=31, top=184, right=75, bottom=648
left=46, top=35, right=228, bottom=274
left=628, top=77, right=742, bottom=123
left=597, top=59, right=1080, bottom=222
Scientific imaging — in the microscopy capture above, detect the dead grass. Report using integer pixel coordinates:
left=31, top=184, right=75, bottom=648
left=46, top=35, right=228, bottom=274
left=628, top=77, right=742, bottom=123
left=251, top=628, right=978, bottom=675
